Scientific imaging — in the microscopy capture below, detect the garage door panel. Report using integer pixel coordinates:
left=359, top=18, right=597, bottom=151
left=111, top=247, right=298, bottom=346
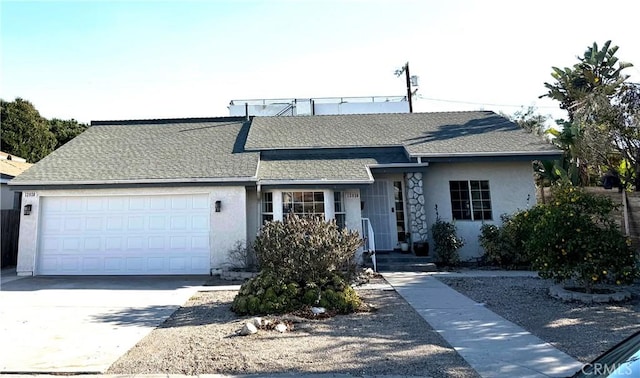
left=84, top=237, right=101, bottom=250
left=66, top=198, right=83, bottom=211
left=107, top=217, right=124, bottom=231
left=38, top=194, right=210, bottom=275
left=170, top=216, right=187, bottom=230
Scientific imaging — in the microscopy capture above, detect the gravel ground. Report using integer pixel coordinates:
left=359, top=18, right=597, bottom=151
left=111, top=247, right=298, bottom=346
left=437, top=276, right=640, bottom=363
left=108, top=282, right=479, bottom=377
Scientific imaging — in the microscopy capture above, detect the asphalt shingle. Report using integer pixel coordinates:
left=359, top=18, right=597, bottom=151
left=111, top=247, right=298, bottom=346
left=258, top=149, right=409, bottom=182
left=245, top=111, right=559, bottom=157
left=11, top=118, right=259, bottom=185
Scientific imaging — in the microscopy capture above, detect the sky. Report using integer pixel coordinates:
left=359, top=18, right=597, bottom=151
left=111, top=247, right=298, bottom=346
left=1, top=0, right=639, bottom=124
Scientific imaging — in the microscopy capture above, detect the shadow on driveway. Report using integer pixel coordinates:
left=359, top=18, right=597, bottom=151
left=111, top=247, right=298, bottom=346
left=0, top=275, right=209, bottom=291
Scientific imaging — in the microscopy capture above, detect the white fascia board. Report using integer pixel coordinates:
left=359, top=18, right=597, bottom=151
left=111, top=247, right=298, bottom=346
left=410, top=150, right=561, bottom=158
left=8, top=176, right=258, bottom=186
left=258, top=178, right=374, bottom=186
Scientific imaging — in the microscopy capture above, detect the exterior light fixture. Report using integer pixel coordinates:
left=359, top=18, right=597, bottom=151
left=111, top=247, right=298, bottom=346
left=215, top=200, right=221, bottom=212
left=24, top=204, right=32, bottom=215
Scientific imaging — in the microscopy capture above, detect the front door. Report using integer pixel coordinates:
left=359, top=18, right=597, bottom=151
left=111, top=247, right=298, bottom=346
left=361, top=179, right=407, bottom=251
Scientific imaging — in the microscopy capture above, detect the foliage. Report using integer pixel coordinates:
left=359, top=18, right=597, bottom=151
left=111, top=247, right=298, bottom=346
left=254, top=215, right=362, bottom=284
left=224, top=240, right=257, bottom=272
left=232, top=215, right=363, bottom=316
left=478, top=212, right=539, bottom=269
left=542, top=41, right=632, bottom=121
left=0, top=98, right=89, bottom=163
left=431, top=211, right=464, bottom=266
left=525, top=184, right=638, bottom=292
left=48, top=118, right=89, bottom=149
left=1, top=98, right=56, bottom=163
left=541, top=41, right=638, bottom=188
left=510, top=106, right=549, bottom=136
left=231, top=271, right=360, bottom=315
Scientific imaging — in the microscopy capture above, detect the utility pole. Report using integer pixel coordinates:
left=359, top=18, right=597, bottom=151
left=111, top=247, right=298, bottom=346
left=395, top=62, right=418, bottom=113
left=404, top=62, right=413, bottom=113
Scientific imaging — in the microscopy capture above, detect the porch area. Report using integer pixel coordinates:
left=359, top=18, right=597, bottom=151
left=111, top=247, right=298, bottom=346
left=363, top=249, right=437, bottom=272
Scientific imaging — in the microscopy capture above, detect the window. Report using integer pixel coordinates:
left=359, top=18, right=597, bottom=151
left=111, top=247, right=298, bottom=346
left=282, top=191, right=325, bottom=219
left=449, top=180, right=492, bottom=221
left=334, top=191, right=346, bottom=228
left=261, top=192, right=274, bottom=224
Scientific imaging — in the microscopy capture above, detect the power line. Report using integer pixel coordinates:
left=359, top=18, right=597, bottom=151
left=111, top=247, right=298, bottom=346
left=417, top=95, right=559, bottom=109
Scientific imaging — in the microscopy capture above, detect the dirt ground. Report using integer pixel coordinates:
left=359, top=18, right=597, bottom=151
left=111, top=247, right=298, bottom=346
left=108, top=285, right=479, bottom=378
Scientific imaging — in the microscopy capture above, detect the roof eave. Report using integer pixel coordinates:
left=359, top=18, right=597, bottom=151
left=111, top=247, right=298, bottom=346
left=8, top=176, right=258, bottom=187
left=410, top=151, right=563, bottom=159
left=258, top=178, right=374, bottom=186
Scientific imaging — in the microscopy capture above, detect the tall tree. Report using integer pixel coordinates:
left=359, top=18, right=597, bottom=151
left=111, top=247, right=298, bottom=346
left=1, top=98, right=56, bottom=163
left=48, top=118, right=88, bottom=149
left=541, top=41, right=635, bottom=187
left=542, top=41, right=632, bottom=121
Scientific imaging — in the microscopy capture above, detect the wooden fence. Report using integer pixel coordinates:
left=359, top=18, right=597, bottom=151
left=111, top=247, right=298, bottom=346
left=1, top=209, right=20, bottom=268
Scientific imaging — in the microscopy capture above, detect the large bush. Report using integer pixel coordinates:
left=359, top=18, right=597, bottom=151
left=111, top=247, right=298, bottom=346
left=478, top=213, right=538, bottom=268
left=525, top=185, right=639, bottom=292
left=254, top=215, right=362, bottom=283
left=232, top=215, right=363, bottom=316
left=431, top=216, right=464, bottom=266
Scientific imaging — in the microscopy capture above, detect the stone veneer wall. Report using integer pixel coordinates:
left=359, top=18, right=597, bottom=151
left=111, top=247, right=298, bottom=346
left=406, top=172, right=428, bottom=242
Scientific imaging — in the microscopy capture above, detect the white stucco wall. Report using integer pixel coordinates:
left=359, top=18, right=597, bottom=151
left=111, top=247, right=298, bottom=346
left=423, top=161, right=536, bottom=261
left=16, top=186, right=248, bottom=276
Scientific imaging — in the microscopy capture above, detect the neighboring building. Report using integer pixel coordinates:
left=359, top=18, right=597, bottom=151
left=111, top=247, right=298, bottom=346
left=9, top=112, right=560, bottom=276
left=1, top=152, right=32, bottom=210
left=1, top=152, right=33, bottom=268
left=229, top=96, right=409, bottom=117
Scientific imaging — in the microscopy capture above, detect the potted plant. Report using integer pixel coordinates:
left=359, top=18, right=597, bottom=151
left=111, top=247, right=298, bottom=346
left=400, top=232, right=411, bottom=253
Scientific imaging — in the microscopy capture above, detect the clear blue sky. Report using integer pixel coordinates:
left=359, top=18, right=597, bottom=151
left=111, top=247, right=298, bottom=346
left=2, top=0, right=639, bottom=124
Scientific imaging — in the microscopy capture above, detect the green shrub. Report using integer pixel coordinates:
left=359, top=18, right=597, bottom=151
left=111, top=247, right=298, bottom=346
left=232, top=271, right=360, bottom=316
left=232, top=215, right=364, bottom=316
left=431, top=214, right=464, bottom=266
left=525, top=184, right=639, bottom=292
left=254, top=215, right=363, bottom=283
left=478, top=213, right=538, bottom=268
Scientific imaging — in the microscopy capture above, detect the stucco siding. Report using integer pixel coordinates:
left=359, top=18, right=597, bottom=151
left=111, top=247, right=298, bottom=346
left=424, top=161, right=536, bottom=261
left=17, top=186, right=248, bottom=276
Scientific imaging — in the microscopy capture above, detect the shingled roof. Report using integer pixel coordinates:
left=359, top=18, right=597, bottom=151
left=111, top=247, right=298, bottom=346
left=10, top=111, right=561, bottom=187
left=258, top=148, right=410, bottom=183
left=10, top=118, right=259, bottom=186
left=246, top=111, right=559, bottom=158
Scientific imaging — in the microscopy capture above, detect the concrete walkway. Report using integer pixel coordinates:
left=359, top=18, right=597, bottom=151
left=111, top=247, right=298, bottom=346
left=382, top=272, right=583, bottom=378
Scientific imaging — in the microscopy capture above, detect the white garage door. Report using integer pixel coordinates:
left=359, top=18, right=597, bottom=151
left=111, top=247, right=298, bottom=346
left=37, top=194, right=210, bottom=275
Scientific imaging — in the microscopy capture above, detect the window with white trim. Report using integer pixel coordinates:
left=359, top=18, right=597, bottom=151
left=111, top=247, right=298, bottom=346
left=261, top=192, right=274, bottom=224
left=282, top=191, right=325, bottom=219
left=334, top=191, right=346, bottom=228
left=449, top=180, right=492, bottom=221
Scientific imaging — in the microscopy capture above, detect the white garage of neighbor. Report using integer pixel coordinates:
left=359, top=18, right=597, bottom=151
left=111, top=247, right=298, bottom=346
left=37, top=194, right=210, bottom=275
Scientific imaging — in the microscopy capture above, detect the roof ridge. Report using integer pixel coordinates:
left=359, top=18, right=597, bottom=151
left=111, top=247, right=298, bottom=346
left=91, top=116, right=247, bottom=126
left=255, top=110, right=495, bottom=118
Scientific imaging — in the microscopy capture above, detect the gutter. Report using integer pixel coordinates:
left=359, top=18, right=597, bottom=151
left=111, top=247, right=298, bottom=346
left=8, top=176, right=259, bottom=187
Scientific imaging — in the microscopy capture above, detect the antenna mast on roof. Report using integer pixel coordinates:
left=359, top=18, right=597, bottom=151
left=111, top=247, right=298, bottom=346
left=395, top=62, right=419, bottom=113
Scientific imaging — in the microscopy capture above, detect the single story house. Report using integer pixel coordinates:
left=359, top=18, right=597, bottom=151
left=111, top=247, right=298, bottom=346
left=9, top=111, right=561, bottom=276
left=1, top=152, right=32, bottom=210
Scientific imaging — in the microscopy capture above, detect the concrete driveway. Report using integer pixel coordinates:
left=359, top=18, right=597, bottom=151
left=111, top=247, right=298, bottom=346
left=0, top=272, right=207, bottom=373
